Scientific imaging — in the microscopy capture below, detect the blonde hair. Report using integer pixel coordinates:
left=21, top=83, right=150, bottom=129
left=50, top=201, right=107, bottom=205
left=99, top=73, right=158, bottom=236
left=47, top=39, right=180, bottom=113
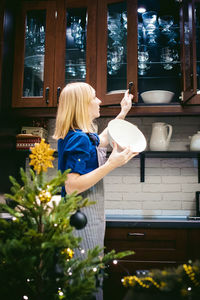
left=53, top=82, right=95, bottom=140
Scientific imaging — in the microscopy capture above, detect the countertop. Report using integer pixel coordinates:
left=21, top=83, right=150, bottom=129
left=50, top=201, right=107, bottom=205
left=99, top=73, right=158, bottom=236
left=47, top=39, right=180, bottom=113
left=106, top=215, right=200, bottom=229
left=1, top=213, right=200, bottom=229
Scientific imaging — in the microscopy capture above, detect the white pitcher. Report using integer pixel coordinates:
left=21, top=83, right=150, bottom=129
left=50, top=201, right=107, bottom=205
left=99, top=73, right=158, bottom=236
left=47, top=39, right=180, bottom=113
left=149, top=122, right=173, bottom=151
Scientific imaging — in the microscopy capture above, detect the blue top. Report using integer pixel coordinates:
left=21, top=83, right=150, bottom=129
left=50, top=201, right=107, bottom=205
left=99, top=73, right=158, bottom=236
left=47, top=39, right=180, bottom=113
left=58, top=129, right=100, bottom=196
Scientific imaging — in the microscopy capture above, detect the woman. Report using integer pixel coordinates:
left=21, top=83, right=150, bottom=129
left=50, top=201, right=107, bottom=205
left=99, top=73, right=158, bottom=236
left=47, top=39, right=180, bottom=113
left=53, top=82, right=138, bottom=253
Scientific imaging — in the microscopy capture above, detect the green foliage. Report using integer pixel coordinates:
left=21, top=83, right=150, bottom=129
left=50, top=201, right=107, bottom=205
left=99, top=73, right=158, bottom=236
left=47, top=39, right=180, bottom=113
left=0, top=168, right=133, bottom=300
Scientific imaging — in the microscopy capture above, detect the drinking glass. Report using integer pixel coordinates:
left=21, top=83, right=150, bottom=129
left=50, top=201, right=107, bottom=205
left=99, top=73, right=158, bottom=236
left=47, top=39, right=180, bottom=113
left=138, top=44, right=149, bottom=75
left=158, top=15, right=174, bottom=33
left=160, top=47, right=174, bottom=70
left=142, top=11, right=157, bottom=33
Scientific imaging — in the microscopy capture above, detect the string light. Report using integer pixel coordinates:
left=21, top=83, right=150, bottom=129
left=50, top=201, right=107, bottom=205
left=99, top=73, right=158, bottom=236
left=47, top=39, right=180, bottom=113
left=183, top=264, right=200, bottom=286
left=12, top=217, right=17, bottom=221
left=93, top=267, right=97, bottom=272
left=79, top=247, right=85, bottom=254
left=23, top=296, right=28, bottom=300
left=113, top=260, right=118, bottom=265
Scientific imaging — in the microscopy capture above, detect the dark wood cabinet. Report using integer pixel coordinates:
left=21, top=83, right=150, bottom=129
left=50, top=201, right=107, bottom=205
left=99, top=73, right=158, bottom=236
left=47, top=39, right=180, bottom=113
left=104, top=226, right=200, bottom=300
left=2, top=0, right=200, bottom=115
left=11, top=0, right=97, bottom=108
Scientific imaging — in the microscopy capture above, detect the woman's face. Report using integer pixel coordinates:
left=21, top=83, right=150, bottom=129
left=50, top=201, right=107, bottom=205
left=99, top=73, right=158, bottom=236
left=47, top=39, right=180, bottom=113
left=88, top=95, right=102, bottom=120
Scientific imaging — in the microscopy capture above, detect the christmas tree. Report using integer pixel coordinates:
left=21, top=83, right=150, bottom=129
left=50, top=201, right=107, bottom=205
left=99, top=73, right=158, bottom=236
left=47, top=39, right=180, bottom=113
left=0, top=139, right=133, bottom=300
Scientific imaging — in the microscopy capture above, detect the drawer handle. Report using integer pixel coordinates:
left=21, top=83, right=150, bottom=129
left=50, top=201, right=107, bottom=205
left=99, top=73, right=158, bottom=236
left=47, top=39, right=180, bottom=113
left=127, top=232, right=145, bottom=237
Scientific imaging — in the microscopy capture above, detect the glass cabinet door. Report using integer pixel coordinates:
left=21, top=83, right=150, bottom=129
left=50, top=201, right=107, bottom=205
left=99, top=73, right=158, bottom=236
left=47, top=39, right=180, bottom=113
left=192, top=0, right=200, bottom=104
left=97, top=0, right=137, bottom=105
left=137, top=0, right=182, bottom=105
left=54, top=0, right=97, bottom=105
left=195, top=1, right=200, bottom=93
left=12, top=1, right=56, bottom=107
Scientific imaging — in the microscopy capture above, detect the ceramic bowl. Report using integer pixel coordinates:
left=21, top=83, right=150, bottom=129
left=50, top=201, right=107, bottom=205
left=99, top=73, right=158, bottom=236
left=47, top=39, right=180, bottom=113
left=140, top=90, right=175, bottom=104
left=107, top=119, right=147, bottom=152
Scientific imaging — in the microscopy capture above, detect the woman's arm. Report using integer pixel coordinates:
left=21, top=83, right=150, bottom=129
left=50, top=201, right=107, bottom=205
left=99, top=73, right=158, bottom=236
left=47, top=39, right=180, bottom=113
left=65, top=142, right=138, bottom=194
left=99, top=90, right=133, bottom=147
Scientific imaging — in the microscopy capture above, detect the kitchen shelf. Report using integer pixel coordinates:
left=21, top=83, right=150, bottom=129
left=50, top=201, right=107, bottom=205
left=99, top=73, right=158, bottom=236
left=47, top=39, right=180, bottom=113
left=16, top=150, right=200, bottom=183
left=140, top=151, right=200, bottom=182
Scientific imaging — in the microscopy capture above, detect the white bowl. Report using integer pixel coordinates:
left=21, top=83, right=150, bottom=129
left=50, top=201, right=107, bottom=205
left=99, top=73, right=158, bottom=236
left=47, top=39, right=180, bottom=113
left=107, top=119, right=147, bottom=152
left=140, top=90, right=175, bottom=104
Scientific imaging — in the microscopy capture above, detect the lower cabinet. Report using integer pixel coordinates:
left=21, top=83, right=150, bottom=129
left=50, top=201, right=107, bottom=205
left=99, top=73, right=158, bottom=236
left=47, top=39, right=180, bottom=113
left=103, top=226, right=200, bottom=300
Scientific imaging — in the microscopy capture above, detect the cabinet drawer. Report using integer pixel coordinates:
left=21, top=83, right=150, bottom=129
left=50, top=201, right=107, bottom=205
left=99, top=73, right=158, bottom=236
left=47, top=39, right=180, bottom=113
left=105, top=228, right=187, bottom=261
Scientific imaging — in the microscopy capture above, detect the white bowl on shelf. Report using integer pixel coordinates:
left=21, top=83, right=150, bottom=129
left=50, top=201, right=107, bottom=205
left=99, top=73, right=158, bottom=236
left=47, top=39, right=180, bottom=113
left=107, top=119, right=147, bottom=153
left=140, top=90, right=175, bottom=104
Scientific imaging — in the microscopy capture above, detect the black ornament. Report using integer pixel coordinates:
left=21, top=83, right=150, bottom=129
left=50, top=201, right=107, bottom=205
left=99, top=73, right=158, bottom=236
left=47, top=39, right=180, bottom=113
left=70, top=209, right=87, bottom=230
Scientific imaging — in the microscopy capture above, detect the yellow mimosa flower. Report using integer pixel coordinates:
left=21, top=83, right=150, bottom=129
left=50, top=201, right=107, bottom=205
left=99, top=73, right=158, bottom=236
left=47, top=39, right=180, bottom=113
left=29, top=139, right=55, bottom=174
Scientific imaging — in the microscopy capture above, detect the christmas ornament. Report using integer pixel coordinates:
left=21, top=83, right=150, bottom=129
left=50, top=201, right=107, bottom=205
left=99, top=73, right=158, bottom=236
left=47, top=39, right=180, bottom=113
left=61, top=247, right=74, bottom=260
left=29, top=139, right=55, bottom=174
left=70, top=209, right=87, bottom=230
left=38, top=190, right=52, bottom=203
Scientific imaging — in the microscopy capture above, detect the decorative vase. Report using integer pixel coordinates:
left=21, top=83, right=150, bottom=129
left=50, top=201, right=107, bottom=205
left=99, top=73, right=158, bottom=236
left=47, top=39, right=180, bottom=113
left=149, top=122, right=173, bottom=151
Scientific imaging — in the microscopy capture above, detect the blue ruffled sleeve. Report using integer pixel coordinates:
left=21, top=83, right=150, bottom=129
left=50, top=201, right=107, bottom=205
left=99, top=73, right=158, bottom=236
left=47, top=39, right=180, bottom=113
left=62, top=134, right=91, bottom=175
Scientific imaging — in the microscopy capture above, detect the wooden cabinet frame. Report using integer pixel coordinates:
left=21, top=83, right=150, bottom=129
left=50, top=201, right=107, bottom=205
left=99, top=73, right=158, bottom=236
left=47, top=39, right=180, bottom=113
left=96, top=0, right=138, bottom=105
left=54, top=0, right=98, bottom=106
left=12, top=1, right=56, bottom=108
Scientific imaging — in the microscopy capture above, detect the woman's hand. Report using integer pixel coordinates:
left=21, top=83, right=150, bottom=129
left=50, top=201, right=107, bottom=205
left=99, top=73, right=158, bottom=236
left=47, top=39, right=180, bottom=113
left=120, top=89, right=133, bottom=115
left=106, top=142, right=138, bottom=170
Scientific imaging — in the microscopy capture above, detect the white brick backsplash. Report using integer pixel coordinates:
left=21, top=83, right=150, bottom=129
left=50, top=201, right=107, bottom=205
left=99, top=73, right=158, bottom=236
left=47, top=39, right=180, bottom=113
left=105, top=200, right=142, bottom=209
left=145, top=159, right=161, bottom=167
left=162, top=176, right=197, bottom=184
left=104, top=192, right=123, bottom=201
left=122, top=176, right=141, bottom=184
left=162, top=192, right=195, bottom=201
left=46, top=116, right=200, bottom=217
left=181, top=168, right=198, bottom=176
left=182, top=201, right=196, bottom=210
left=146, top=167, right=180, bottom=176
left=109, top=167, right=140, bottom=176
left=142, top=201, right=181, bottom=210
left=181, top=184, right=200, bottom=192
left=161, top=158, right=194, bottom=168
left=123, top=192, right=162, bottom=201
left=143, top=183, right=181, bottom=193
left=104, top=183, right=142, bottom=192
left=145, top=176, right=162, bottom=183
left=104, top=176, right=122, bottom=184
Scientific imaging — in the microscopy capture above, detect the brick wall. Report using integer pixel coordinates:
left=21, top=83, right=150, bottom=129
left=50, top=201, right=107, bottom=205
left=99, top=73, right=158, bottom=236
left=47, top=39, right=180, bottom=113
left=48, top=116, right=200, bottom=217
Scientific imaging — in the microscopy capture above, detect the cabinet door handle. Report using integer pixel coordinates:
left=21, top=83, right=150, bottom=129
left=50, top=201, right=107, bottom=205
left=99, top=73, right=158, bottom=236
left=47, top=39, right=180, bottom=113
left=45, top=87, right=50, bottom=104
left=127, top=232, right=145, bottom=237
left=57, top=87, right=61, bottom=104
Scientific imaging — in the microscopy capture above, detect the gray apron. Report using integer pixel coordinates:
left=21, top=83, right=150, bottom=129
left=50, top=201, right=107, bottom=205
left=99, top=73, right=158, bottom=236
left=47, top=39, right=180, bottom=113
left=74, top=147, right=107, bottom=253
left=73, top=147, right=107, bottom=300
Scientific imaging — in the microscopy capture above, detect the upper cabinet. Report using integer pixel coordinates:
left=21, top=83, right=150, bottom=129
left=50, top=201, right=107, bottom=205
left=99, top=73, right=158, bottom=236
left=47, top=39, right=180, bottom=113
left=9, top=0, right=200, bottom=114
left=12, top=0, right=97, bottom=108
left=12, top=1, right=57, bottom=107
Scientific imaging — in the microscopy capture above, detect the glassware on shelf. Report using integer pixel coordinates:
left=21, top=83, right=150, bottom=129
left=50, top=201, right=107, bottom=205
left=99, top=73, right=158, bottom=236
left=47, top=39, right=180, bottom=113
left=107, top=8, right=127, bottom=76
left=160, top=47, right=174, bottom=70
left=138, top=44, right=150, bottom=75
left=107, top=46, right=124, bottom=75
left=66, top=60, right=76, bottom=77
left=142, top=11, right=158, bottom=33
left=23, top=10, right=46, bottom=97
left=78, top=58, right=86, bottom=79
left=65, top=8, right=87, bottom=84
left=158, top=15, right=174, bottom=33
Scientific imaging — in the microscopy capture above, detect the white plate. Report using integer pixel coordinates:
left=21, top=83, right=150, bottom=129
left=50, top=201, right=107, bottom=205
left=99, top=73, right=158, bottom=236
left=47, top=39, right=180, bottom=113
left=107, top=119, right=147, bottom=152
